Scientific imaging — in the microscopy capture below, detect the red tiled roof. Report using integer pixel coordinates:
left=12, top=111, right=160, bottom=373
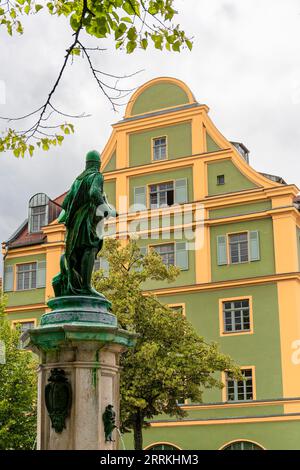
left=8, top=222, right=45, bottom=248
left=53, top=192, right=67, bottom=206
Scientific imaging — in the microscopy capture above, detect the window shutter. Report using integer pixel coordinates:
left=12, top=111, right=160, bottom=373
left=249, top=231, right=260, bottom=261
left=4, top=265, right=14, bottom=292
left=100, top=257, right=110, bottom=277
left=136, top=246, right=147, bottom=272
left=140, top=246, right=147, bottom=257
left=133, top=186, right=146, bottom=210
left=175, top=178, right=188, bottom=204
left=28, top=209, right=32, bottom=233
left=175, top=242, right=189, bottom=270
left=217, top=235, right=228, bottom=265
left=37, top=261, right=46, bottom=288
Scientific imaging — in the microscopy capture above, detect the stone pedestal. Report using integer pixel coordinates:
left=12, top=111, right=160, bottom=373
left=22, top=296, right=135, bottom=450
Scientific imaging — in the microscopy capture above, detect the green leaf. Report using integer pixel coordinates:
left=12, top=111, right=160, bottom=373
left=28, top=145, right=34, bottom=156
left=35, top=4, right=43, bottom=12
left=126, top=40, right=137, bottom=54
left=121, top=16, right=133, bottom=23
left=71, top=47, right=81, bottom=56
left=123, top=1, right=136, bottom=15
left=140, top=38, right=148, bottom=50
left=172, top=41, right=181, bottom=52
left=127, top=26, right=137, bottom=41
left=70, top=14, right=80, bottom=31
left=24, top=4, right=30, bottom=14
left=186, top=39, right=193, bottom=51
left=115, top=22, right=127, bottom=40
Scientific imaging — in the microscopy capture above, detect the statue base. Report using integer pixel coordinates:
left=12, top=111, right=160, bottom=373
left=22, top=295, right=136, bottom=450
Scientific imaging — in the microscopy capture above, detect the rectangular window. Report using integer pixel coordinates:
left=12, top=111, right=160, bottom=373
left=223, top=299, right=250, bottom=333
left=31, top=206, right=47, bottom=232
left=149, top=181, right=174, bottom=209
left=13, top=320, right=35, bottom=349
left=14, top=320, right=35, bottom=335
left=169, top=305, right=184, bottom=315
left=153, top=137, right=167, bottom=161
left=229, top=232, right=249, bottom=264
left=153, top=243, right=175, bottom=267
left=17, top=263, right=37, bottom=290
left=217, top=174, right=225, bottom=185
left=226, top=369, right=253, bottom=402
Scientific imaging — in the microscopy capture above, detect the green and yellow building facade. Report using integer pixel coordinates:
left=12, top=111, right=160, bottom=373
left=3, top=77, right=300, bottom=450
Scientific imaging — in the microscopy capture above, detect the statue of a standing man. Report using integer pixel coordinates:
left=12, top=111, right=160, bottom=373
left=53, top=150, right=116, bottom=298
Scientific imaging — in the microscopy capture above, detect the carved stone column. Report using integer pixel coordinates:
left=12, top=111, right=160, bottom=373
left=23, top=296, right=135, bottom=450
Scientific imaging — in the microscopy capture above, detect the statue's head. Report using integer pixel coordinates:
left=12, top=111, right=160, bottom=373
left=86, top=150, right=101, bottom=171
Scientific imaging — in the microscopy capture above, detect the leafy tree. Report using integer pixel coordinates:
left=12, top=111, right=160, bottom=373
left=0, top=295, right=37, bottom=449
left=93, top=239, right=240, bottom=450
left=0, top=0, right=192, bottom=157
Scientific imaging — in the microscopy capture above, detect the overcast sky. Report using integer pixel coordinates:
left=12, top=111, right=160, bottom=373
left=1, top=0, right=300, bottom=267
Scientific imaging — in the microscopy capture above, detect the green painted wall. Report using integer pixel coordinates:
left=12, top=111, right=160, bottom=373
left=129, top=123, right=192, bottom=167
left=139, top=236, right=195, bottom=289
left=104, top=179, right=116, bottom=208
left=123, top=419, right=300, bottom=450
left=103, top=151, right=116, bottom=173
left=158, top=283, right=282, bottom=403
left=129, top=167, right=193, bottom=207
left=6, top=289, right=45, bottom=307
left=5, top=253, right=46, bottom=307
left=7, top=309, right=44, bottom=323
left=207, top=160, right=258, bottom=196
left=207, top=133, right=221, bottom=152
left=5, top=253, right=46, bottom=267
left=209, top=201, right=272, bottom=219
left=210, top=218, right=275, bottom=282
left=131, top=83, right=189, bottom=116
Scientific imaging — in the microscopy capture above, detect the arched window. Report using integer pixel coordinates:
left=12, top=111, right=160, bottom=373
left=28, top=193, right=49, bottom=233
left=145, top=443, right=181, bottom=451
left=222, top=440, right=264, bottom=450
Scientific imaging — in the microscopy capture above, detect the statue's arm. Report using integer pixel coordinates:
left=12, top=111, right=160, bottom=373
left=90, top=173, right=105, bottom=205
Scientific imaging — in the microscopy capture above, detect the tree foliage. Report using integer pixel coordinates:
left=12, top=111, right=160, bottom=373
left=93, top=239, right=240, bottom=450
left=0, top=0, right=192, bottom=157
left=0, top=295, right=37, bottom=450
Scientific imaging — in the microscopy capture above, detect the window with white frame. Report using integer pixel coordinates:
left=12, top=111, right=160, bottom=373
left=226, top=369, right=253, bottom=401
left=223, top=441, right=263, bottom=450
left=17, top=263, right=37, bottom=290
left=223, top=299, right=250, bottom=333
left=217, top=231, right=260, bottom=266
left=153, top=137, right=167, bottom=161
left=229, top=232, right=249, bottom=264
left=14, top=320, right=35, bottom=349
left=14, top=320, right=35, bottom=335
left=29, top=193, right=49, bottom=233
left=31, top=206, right=47, bottom=232
left=169, top=305, right=184, bottom=315
left=153, top=243, right=175, bottom=267
left=147, top=444, right=180, bottom=450
left=149, top=181, right=174, bottom=208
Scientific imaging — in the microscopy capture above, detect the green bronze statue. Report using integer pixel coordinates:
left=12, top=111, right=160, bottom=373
left=103, top=404, right=116, bottom=442
left=52, top=150, right=117, bottom=298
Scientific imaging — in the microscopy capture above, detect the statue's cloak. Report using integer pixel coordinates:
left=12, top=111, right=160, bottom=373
left=62, top=167, right=105, bottom=262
